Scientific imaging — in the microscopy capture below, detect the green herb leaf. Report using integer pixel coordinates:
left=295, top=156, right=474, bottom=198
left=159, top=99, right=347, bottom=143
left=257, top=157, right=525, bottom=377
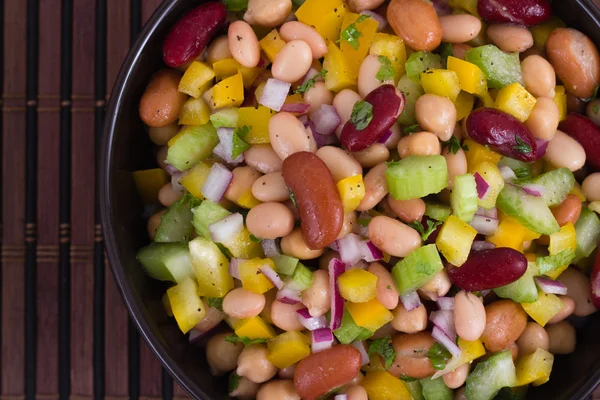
left=513, top=167, right=531, bottom=180
left=350, top=100, right=374, bottom=130
left=222, top=0, right=248, bottom=12
left=249, top=233, right=261, bottom=242
left=231, top=125, right=251, bottom=159
left=228, top=372, right=242, bottom=393
left=593, top=104, right=599, bottom=115
left=403, top=124, right=420, bottom=134
left=225, top=334, right=269, bottom=346
left=426, top=342, right=452, bottom=370
left=368, top=336, right=396, bottom=369
left=216, top=242, right=233, bottom=259
left=376, top=56, right=395, bottom=82
left=295, top=69, right=328, bottom=94
left=399, top=374, right=418, bottom=382
left=357, top=218, right=371, bottom=227
left=188, top=194, right=203, bottom=209
left=206, top=297, right=224, bottom=311
left=514, top=136, right=532, bottom=155
left=442, top=136, right=462, bottom=155
left=437, top=42, right=454, bottom=68
left=408, top=220, right=443, bottom=242
left=340, top=15, right=370, bottom=50
left=537, top=248, right=577, bottom=276
left=289, top=189, right=298, bottom=208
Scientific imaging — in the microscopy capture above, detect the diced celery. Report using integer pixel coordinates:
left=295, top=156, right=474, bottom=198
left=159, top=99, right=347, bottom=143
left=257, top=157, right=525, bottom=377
left=465, top=45, right=523, bottom=89
left=451, top=174, right=478, bottom=222
left=420, top=377, right=453, bottom=400
left=271, top=254, right=299, bottom=276
left=397, top=74, right=425, bottom=125
left=496, top=184, right=559, bottom=235
left=403, top=380, right=424, bottom=400
left=537, top=249, right=576, bottom=277
left=465, top=350, right=517, bottom=400
left=166, top=124, right=219, bottom=171
left=405, top=52, right=442, bottom=82
left=425, top=202, right=452, bottom=222
left=529, top=168, right=575, bottom=207
left=191, top=200, right=231, bottom=239
left=574, top=207, right=600, bottom=261
left=137, top=242, right=193, bottom=284
left=333, top=308, right=373, bottom=344
left=392, top=244, right=444, bottom=295
left=155, top=194, right=197, bottom=243
left=289, top=263, right=313, bottom=291
left=497, top=157, right=533, bottom=180
left=386, top=156, right=448, bottom=201
left=209, top=108, right=239, bottom=128
left=493, top=262, right=539, bottom=303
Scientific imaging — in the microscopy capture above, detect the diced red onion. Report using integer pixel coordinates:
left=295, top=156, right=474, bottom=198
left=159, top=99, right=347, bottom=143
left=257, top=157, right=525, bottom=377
left=472, top=240, right=496, bottom=251
left=521, top=183, right=545, bottom=197
left=201, top=163, right=232, bottom=202
left=257, top=53, right=270, bottom=69
left=535, top=276, right=568, bottom=295
left=431, top=0, right=453, bottom=15
left=362, top=241, right=383, bottom=262
left=296, top=307, right=328, bottom=331
left=328, top=241, right=339, bottom=252
left=310, top=123, right=339, bottom=148
left=259, top=78, right=291, bottom=112
left=228, top=258, right=245, bottom=280
left=260, top=264, right=284, bottom=290
left=215, top=127, right=244, bottom=165
left=298, top=114, right=310, bottom=127
left=535, top=139, right=549, bottom=159
left=430, top=310, right=456, bottom=340
left=432, top=326, right=462, bottom=357
left=400, top=290, right=421, bottom=311
left=261, top=239, right=280, bottom=258
left=189, top=329, right=203, bottom=343
left=280, top=102, right=311, bottom=114
left=171, top=171, right=186, bottom=193
left=336, top=234, right=364, bottom=266
left=209, top=213, right=244, bottom=243
left=310, top=104, right=341, bottom=136
left=311, top=327, right=334, bottom=353
left=354, top=213, right=372, bottom=237
left=360, top=10, right=387, bottom=31
left=481, top=289, right=491, bottom=297
left=347, top=260, right=369, bottom=270
left=164, top=164, right=180, bottom=176
left=474, top=172, right=490, bottom=199
left=351, top=341, right=370, bottom=366
left=329, top=258, right=346, bottom=330
left=470, top=215, right=499, bottom=236
left=301, top=68, right=320, bottom=85
left=499, top=165, right=517, bottom=181
left=475, top=207, right=498, bottom=219
left=377, top=129, right=393, bottom=144
left=334, top=395, right=349, bottom=400
left=277, top=284, right=302, bottom=304
left=437, top=297, right=455, bottom=310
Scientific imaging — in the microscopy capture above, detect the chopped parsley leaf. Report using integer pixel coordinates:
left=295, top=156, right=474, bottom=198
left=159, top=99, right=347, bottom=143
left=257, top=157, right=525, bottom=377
left=340, top=15, right=370, bottom=50
left=376, top=56, right=395, bottom=82
left=426, top=342, right=452, bottom=370
left=228, top=372, right=242, bottom=393
left=231, top=125, right=251, bottom=159
left=350, top=100, right=374, bottom=130
left=295, top=69, right=328, bottom=94
left=514, top=135, right=532, bottom=154
left=206, top=297, right=224, bottom=311
left=368, top=336, right=396, bottom=369
left=403, top=124, right=421, bottom=134
left=408, top=220, right=443, bottom=242
left=225, top=334, right=269, bottom=346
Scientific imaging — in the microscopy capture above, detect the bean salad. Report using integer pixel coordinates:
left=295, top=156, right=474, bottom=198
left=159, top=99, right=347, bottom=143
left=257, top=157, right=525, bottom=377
left=133, top=0, right=600, bottom=399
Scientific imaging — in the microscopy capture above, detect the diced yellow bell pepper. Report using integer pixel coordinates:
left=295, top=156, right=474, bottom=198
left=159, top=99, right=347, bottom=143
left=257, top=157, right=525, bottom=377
left=180, top=161, right=212, bottom=199
left=554, top=85, right=568, bottom=121
left=239, top=258, right=278, bottom=294
left=515, top=348, right=554, bottom=387
left=208, top=72, right=245, bottom=110
left=295, top=0, right=347, bottom=43
left=471, top=161, right=505, bottom=209
left=495, top=82, right=537, bottom=122
left=420, top=69, right=461, bottom=102
left=267, top=331, right=311, bottom=368
left=369, top=33, right=407, bottom=81
left=179, top=61, right=215, bottom=98
left=222, top=228, right=264, bottom=259
left=236, top=190, right=262, bottom=209
left=234, top=316, right=277, bottom=340
left=436, top=215, right=477, bottom=267
left=447, top=56, right=494, bottom=106
left=434, top=338, right=486, bottom=378
left=167, top=277, right=206, bottom=334
left=338, top=269, right=378, bottom=303
left=531, top=16, right=566, bottom=49
left=547, top=222, right=577, bottom=279
left=189, top=237, right=234, bottom=298
left=340, top=13, right=380, bottom=79
left=133, top=168, right=169, bottom=205
left=162, top=292, right=173, bottom=317
left=324, top=42, right=356, bottom=92
left=522, top=291, right=564, bottom=327
left=449, top=0, right=479, bottom=16
left=455, top=91, right=475, bottom=121
left=179, top=97, right=210, bottom=126
left=570, top=181, right=587, bottom=202
left=237, top=106, right=277, bottom=144
left=362, top=370, right=412, bottom=400
left=337, top=175, right=366, bottom=212
left=488, top=213, right=527, bottom=251
left=464, top=139, right=502, bottom=173
left=212, top=58, right=262, bottom=89
left=260, top=29, right=287, bottom=63
left=346, top=298, right=393, bottom=332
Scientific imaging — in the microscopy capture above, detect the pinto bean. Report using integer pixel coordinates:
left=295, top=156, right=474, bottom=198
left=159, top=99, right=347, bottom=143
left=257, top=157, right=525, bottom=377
left=391, top=303, right=428, bottom=333
left=550, top=194, right=582, bottom=227
left=139, top=70, right=188, bottom=128
left=388, top=332, right=437, bottom=379
left=206, top=332, right=244, bottom=375
left=481, top=300, right=528, bottom=352
left=387, top=0, right=442, bottom=51
left=301, top=270, right=331, bottom=317
left=237, top=344, right=278, bottom=383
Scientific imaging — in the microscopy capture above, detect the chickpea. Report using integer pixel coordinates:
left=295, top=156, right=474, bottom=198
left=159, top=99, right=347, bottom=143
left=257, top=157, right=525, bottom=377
left=391, top=303, right=428, bottom=333
left=547, top=321, right=577, bottom=354
left=344, top=384, right=368, bottom=400
left=454, top=291, right=486, bottom=342
left=206, top=333, right=244, bottom=376
left=256, top=380, right=300, bottom=400
left=271, top=300, right=305, bottom=331
left=148, top=124, right=179, bottom=146
left=244, top=0, right=292, bottom=28
left=278, top=364, right=296, bottom=380
left=147, top=210, right=166, bottom=240
left=319, top=249, right=340, bottom=271
left=443, top=363, right=469, bottom=389
left=280, top=228, right=325, bottom=260
left=302, top=269, right=331, bottom=317
left=229, top=376, right=260, bottom=399
left=397, top=131, right=441, bottom=159
left=236, top=344, right=278, bottom=383
left=442, top=147, right=467, bottom=189
left=548, top=296, right=575, bottom=324
left=418, top=270, right=451, bottom=301
left=207, top=35, right=233, bottom=65
left=582, top=172, right=600, bottom=201
left=558, top=268, right=598, bottom=317
left=158, top=183, right=183, bottom=207
left=516, top=322, right=549, bottom=356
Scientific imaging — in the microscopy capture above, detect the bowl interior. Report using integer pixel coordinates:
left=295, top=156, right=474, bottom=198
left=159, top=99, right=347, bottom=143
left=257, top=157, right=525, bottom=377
left=100, top=1, right=600, bottom=398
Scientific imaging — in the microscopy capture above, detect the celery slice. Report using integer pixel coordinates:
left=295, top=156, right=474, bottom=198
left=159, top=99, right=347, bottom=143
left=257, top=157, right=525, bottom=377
left=465, top=45, right=523, bottom=89
left=155, top=194, right=197, bottom=243
left=465, top=350, right=517, bottom=400
left=137, top=242, right=193, bottom=283
left=574, top=207, right=600, bottom=262
left=420, top=377, right=453, bottom=400
left=403, top=380, right=424, bottom=400
left=405, top=52, right=442, bottom=82
left=425, top=202, right=452, bottom=222
left=289, top=263, right=313, bottom=291
left=191, top=200, right=231, bottom=239
left=271, top=254, right=299, bottom=276
left=166, top=124, right=219, bottom=171
left=209, top=107, right=239, bottom=128
left=451, top=174, right=478, bottom=222
left=493, top=262, right=539, bottom=303
left=497, top=157, right=533, bottom=180
left=333, top=308, right=373, bottom=344
left=386, top=156, right=448, bottom=201
left=537, top=249, right=576, bottom=277
left=392, top=244, right=444, bottom=295
left=397, top=74, right=425, bottom=125
left=496, top=184, right=559, bottom=235
left=529, top=168, right=575, bottom=207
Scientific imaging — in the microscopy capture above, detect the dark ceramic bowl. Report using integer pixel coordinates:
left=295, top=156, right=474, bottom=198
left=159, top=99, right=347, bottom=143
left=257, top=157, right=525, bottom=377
left=100, top=1, right=600, bottom=398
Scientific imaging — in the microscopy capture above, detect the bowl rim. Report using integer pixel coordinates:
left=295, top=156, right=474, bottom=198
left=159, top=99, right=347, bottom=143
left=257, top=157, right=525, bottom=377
left=99, top=0, right=600, bottom=399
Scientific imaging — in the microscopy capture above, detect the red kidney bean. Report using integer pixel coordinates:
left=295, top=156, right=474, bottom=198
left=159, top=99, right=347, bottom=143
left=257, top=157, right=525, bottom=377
left=162, top=2, right=227, bottom=68
left=340, top=85, right=405, bottom=152
left=282, top=152, right=344, bottom=249
left=465, top=108, right=539, bottom=162
left=559, top=113, right=600, bottom=171
left=294, top=345, right=361, bottom=400
left=448, top=248, right=528, bottom=291
left=477, top=0, right=551, bottom=26
left=590, top=251, right=600, bottom=309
